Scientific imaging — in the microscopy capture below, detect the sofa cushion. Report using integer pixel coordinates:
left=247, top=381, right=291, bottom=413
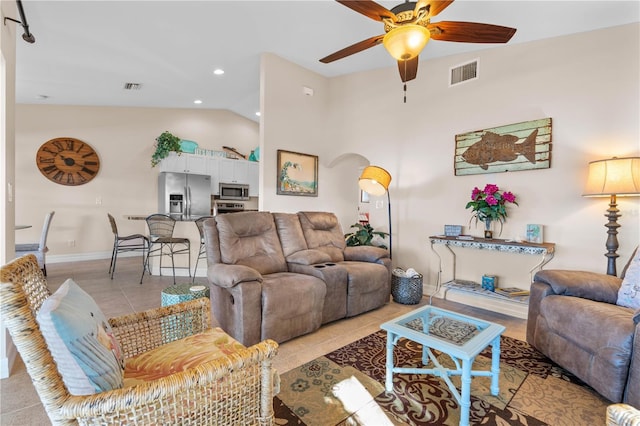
left=617, top=248, right=640, bottom=309
left=260, top=272, right=326, bottom=343
left=36, top=279, right=125, bottom=395
left=297, top=212, right=346, bottom=262
left=216, top=212, right=288, bottom=274
left=273, top=212, right=309, bottom=257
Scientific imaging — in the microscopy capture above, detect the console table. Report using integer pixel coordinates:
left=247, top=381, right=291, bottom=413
left=429, top=236, right=555, bottom=319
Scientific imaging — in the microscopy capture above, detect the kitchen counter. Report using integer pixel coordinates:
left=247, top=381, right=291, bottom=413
left=125, top=214, right=212, bottom=221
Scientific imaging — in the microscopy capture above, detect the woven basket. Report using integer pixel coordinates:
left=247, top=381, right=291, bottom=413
left=391, top=272, right=423, bottom=305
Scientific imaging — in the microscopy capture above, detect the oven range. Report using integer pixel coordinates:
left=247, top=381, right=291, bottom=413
left=214, top=201, right=245, bottom=214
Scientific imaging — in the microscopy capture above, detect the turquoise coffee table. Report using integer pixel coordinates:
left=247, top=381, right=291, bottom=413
left=381, top=305, right=505, bottom=426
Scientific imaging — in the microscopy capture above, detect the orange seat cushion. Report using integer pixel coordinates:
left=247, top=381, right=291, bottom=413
left=123, top=327, right=245, bottom=387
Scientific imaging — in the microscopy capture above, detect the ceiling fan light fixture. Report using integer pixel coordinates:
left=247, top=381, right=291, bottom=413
left=383, top=25, right=430, bottom=61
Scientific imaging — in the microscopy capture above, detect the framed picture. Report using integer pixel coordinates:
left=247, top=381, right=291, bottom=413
left=360, top=190, right=370, bottom=203
left=277, top=149, right=318, bottom=196
left=526, top=224, right=544, bottom=243
left=454, top=117, right=552, bottom=176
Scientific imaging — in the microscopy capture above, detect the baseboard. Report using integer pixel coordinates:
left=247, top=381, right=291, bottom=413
left=47, top=251, right=116, bottom=263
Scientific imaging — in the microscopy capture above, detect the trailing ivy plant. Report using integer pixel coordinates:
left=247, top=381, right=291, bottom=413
left=344, top=223, right=389, bottom=249
left=151, top=131, right=182, bottom=167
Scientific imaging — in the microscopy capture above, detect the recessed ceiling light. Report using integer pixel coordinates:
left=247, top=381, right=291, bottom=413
left=255, top=111, right=261, bottom=117
left=213, top=68, right=224, bottom=75
left=194, top=99, right=203, bottom=104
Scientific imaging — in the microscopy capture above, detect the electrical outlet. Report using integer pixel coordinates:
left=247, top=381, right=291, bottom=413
left=67, top=240, right=76, bottom=247
left=95, top=196, right=102, bottom=205
left=376, top=200, right=384, bottom=209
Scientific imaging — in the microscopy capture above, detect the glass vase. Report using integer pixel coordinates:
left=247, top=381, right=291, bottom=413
left=484, top=219, right=493, bottom=239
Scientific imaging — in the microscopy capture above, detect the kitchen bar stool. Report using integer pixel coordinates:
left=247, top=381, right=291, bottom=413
left=145, top=214, right=190, bottom=285
left=108, top=213, right=149, bottom=284
left=192, top=216, right=213, bottom=283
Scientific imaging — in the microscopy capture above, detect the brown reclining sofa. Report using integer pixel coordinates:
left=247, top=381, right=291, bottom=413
left=203, top=211, right=392, bottom=346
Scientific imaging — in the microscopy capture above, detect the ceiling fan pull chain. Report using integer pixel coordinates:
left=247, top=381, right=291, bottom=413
left=403, top=59, right=407, bottom=103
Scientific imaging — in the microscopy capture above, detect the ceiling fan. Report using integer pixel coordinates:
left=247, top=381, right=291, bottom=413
left=320, top=0, right=517, bottom=84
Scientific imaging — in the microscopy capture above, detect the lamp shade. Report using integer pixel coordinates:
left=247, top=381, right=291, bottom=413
left=383, top=25, right=431, bottom=61
left=359, top=166, right=391, bottom=196
left=583, top=157, right=640, bottom=197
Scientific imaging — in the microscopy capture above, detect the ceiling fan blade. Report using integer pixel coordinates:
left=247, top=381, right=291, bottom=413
left=414, top=0, right=454, bottom=19
left=428, top=21, right=517, bottom=43
left=398, top=57, right=419, bottom=82
left=320, top=34, right=385, bottom=63
left=336, top=0, right=396, bottom=22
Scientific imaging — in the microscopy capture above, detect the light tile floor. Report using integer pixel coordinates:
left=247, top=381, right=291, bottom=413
left=0, top=257, right=527, bottom=425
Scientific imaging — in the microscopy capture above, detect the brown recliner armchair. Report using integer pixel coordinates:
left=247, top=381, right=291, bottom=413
left=204, top=212, right=326, bottom=346
left=527, top=258, right=640, bottom=407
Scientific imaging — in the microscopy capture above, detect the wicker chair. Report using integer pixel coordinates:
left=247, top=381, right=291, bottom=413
left=1, top=254, right=279, bottom=425
left=607, top=404, right=640, bottom=426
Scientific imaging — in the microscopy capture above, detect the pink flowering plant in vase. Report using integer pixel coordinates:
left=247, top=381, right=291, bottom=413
left=466, top=184, right=518, bottom=237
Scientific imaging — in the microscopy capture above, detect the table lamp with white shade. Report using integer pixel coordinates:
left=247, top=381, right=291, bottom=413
left=583, top=156, right=640, bottom=276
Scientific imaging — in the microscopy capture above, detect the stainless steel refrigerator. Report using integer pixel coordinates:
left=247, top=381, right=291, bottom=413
left=158, top=172, right=211, bottom=218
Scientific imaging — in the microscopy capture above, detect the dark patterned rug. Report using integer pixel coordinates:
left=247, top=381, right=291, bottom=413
left=273, top=330, right=610, bottom=425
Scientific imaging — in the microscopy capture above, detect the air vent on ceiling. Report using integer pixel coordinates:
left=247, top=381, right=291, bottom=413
left=123, top=82, right=142, bottom=90
left=449, top=60, right=478, bottom=86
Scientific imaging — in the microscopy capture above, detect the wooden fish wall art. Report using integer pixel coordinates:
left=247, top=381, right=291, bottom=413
left=454, top=118, right=552, bottom=176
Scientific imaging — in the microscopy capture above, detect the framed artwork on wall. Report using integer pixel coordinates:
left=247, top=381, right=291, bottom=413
left=277, top=149, right=318, bottom=196
left=454, top=117, right=552, bottom=176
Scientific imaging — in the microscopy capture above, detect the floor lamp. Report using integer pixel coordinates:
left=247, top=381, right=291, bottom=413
left=358, top=166, right=392, bottom=259
left=583, top=156, right=640, bottom=276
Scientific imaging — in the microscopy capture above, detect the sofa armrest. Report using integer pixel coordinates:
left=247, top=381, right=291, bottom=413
left=344, top=246, right=389, bottom=263
left=624, top=323, right=640, bottom=408
left=286, top=249, right=332, bottom=266
left=533, top=269, right=622, bottom=304
left=208, top=264, right=263, bottom=288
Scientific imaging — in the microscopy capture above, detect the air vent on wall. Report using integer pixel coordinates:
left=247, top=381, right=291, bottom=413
left=123, top=82, right=142, bottom=90
left=449, top=60, right=478, bottom=86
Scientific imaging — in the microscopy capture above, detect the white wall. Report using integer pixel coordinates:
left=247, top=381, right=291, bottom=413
left=14, top=106, right=258, bottom=261
left=1, top=0, right=18, bottom=379
left=260, top=24, right=640, bottom=286
left=259, top=53, right=366, bottom=229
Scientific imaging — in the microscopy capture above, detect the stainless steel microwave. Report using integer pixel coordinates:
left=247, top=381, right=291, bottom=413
left=219, top=182, right=250, bottom=200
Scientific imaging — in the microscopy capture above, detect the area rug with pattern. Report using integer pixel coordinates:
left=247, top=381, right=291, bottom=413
left=273, top=330, right=610, bottom=425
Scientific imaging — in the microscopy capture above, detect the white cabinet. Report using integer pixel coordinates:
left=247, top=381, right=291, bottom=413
left=159, top=152, right=209, bottom=175
left=209, top=157, right=221, bottom=195
left=219, top=158, right=248, bottom=184
left=160, top=153, right=259, bottom=196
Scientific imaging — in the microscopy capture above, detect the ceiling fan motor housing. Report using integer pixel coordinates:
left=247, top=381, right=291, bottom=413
left=384, top=4, right=429, bottom=33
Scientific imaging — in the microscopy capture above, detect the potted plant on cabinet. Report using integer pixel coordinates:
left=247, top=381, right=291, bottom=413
left=151, top=131, right=182, bottom=167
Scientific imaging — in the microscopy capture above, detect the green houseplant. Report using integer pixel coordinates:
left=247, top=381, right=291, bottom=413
left=151, top=131, right=182, bottom=167
left=344, top=223, right=389, bottom=249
